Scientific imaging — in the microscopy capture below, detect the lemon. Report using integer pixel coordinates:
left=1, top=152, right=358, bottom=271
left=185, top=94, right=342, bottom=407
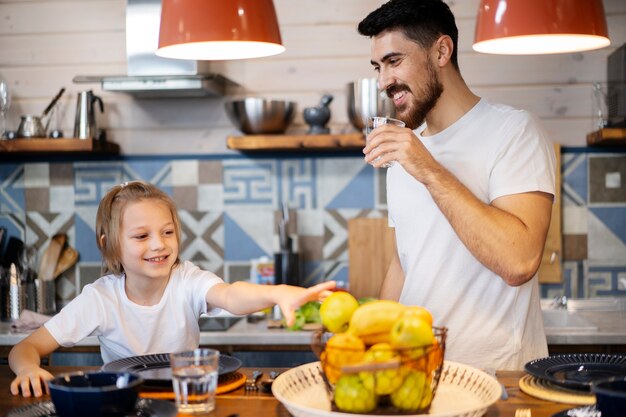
left=334, top=374, right=377, bottom=413
left=389, top=315, right=434, bottom=357
left=320, top=291, right=359, bottom=333
left=359, top=343, right=405, bottom=395
left=390, top=369, right=429, bottom=411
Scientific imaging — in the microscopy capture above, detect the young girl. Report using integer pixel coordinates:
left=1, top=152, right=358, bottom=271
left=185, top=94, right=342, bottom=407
left=9, top=181, right=335, bottom=397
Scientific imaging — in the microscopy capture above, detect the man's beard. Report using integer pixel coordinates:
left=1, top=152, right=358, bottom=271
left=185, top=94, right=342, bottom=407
left=388, top=60, right=444, bottom=129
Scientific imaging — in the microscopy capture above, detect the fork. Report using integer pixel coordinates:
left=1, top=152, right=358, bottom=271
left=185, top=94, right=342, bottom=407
left=515, top=408, right=531, bottom=417
left=245, top=370, right=263, bottom=391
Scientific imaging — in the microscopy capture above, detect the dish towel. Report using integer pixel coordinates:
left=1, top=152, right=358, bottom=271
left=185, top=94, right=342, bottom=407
left=11, top=309, right=52, bottom=332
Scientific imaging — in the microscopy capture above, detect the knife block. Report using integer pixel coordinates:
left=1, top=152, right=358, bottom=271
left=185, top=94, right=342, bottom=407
left=274, top=251, right=301, bottom=286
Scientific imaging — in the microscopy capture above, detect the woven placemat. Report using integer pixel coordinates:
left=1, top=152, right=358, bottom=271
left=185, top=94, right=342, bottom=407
left=518, top=374, right=595, bottom=405
left=140, top=371, right=247, bottom=400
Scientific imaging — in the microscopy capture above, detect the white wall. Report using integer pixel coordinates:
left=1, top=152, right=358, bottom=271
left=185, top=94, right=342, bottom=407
left=0, top=0, right=625, bottom=155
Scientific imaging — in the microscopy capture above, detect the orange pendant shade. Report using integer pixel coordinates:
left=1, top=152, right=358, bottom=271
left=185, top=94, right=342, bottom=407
left=157, top=0, right=285, bottom=60
left=473, top=0, right=610, bottom=55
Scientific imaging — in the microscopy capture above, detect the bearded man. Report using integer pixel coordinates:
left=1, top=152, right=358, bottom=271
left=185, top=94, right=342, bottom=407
left=359, top=0, right=556, bottom=370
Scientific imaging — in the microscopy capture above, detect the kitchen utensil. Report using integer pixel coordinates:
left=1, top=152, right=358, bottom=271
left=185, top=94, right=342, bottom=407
left=102, top=353, right=242, bottom=388
left=272, top=361, right=502, bottom=417
left=73, top=90, right=104, bottom=140
left=303, top=94, right=333, bottom=134
left=245, top=370, right=263, bottom=391
left=260, top=371, right=280, bottom=392
left=16, top=88, right=65, bottom=139
left=9, top=263, right=20, bottom=320
left=48, top=372, right=143, bottom=417
left=347, top=78, right=395, bottom=132
left=53, top=245, right=78, bottom=279
left=16, top=115, right=46, bottom=138
left=524, top=353, right=626, bottom=391
left=38, top=234, right=66, bottom=281
left=224, top=98, right=296, bottom=134
left=348, top=217, right=396, bottom=299
left=36, top=278, right=56, bottom=315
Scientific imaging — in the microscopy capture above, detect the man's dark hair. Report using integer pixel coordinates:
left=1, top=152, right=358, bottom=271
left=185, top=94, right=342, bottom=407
left=358, top=0, right=459, bottom=70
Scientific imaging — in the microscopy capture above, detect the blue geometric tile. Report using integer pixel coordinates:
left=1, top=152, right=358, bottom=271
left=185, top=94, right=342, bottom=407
left=74, top=162, right=125, bottom=206
left=326, top=164, right=374, bottom=209
left=124, top=160, right=171, bottom=187
left=589, top=207, right=626, bottom=246
left=562, top=154, right=587, bottom=206
left=279, top=159, right=316, bottom=209
left=223, top=212, right=268, bottom=261
left=74, top=209, right=100, bottom=263
left=223, top=160, right=276, bottom=207
left=317, top=158, right=370, bottom=209
left=588, top=264, right=626, bottom=297
left=0, top=164, right=25, bottom=212
left=0, top=212, right=25, bottom=245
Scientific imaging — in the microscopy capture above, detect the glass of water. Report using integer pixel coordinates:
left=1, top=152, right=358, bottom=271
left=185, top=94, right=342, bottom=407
left=365, top=116, right=405, bottom=168
left=170, top=348, right=220, bottom=414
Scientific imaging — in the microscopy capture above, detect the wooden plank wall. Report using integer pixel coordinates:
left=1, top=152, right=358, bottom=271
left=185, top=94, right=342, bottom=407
left=0, top=0, right=625, bottom=155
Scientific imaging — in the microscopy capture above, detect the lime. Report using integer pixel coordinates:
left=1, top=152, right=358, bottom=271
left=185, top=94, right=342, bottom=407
left=359, top=343, right=405, bottom=395
left=334, top=374, right=377, bottom=413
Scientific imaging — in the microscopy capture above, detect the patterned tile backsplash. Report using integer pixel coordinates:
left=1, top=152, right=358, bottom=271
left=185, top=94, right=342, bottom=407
left=1, top=150, right=625, bottom=309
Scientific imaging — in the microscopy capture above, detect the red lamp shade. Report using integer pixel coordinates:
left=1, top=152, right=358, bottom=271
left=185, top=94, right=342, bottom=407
left=473, top=0, right=610, bottom=55
left=156, top=0, right=285, bottom=60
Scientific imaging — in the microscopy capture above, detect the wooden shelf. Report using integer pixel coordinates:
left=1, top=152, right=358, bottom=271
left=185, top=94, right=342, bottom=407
left=586, top=128, right=626, bottom=146
left=227, top=132, right=365, bottom=151
left=0, top=138, right=119, bottom=154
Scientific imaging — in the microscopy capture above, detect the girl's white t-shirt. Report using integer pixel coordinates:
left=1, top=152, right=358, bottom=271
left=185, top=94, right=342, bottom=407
left=45, top=260, right=224, bottom=363
left=387, top=98, right=556, bottom=370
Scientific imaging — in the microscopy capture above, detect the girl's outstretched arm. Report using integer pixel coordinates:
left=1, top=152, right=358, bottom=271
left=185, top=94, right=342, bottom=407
left=206, top=280, right=336, bottom=326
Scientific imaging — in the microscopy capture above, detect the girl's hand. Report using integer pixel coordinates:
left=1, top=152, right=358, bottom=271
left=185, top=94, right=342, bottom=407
left=10, top=366, right=54, bottom=397
left=277, top=281, right=336, bottom=327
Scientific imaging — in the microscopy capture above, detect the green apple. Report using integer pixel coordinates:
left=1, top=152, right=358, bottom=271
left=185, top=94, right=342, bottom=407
left=389, top=315, right=434, bottom=359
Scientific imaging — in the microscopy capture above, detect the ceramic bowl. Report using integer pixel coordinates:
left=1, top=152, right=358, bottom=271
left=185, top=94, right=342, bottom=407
left=225, top=98, right=296, bottom=134
left=592, top=376, right=626, bottom=417
left=48, top=371, right=143, bottom=417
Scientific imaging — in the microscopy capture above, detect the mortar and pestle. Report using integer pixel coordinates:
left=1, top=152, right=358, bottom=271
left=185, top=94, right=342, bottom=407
left=303, top=94, right=333, bottom=134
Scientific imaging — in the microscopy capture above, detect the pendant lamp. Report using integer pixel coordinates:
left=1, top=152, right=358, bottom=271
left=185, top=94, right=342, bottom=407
left=473, top=0, right=610, bottom=55
left=156, top=0, right=285, bottom=60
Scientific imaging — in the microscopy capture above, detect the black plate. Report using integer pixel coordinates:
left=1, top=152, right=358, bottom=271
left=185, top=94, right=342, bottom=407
left=102, top=353, right=242, bottom=388
left=551, top=404, right=599, bottom=417
left=525, top=353, right=626, bottom=391
left=6, top=398, right=177, bottom=417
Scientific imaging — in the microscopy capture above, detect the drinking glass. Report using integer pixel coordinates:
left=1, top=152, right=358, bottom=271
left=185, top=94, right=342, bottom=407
left=0, top=76, right=10, bottom=138
left=365, top=116, right=405, bottom=168
left=170, top=349, right=220, bottom=414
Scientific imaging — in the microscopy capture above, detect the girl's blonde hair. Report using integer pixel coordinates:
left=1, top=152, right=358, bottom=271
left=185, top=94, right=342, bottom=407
left=95, top=181, right=182, bottom=275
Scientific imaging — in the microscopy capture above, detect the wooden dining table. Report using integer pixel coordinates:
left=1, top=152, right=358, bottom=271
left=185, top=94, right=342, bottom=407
left=0, top=365, right=582, bottom=417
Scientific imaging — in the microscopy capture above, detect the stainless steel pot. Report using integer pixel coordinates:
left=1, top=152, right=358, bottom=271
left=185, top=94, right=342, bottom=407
left=347, top=78, right=395, bottom=131
left=16, top=115, right=46, bottom=138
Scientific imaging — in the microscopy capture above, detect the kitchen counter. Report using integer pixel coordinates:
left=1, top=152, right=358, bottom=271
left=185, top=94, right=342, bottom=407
left=1, top=307, right=625, bottom=350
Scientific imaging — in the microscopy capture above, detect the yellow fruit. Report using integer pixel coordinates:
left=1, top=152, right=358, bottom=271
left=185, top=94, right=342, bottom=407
left=359, top=343, right=405, bottom=395
left=348, top=300, right=406, bottom=345
left=320, top=291, right=359, bottom=334
left=403, top=305, right=433, bottom=327
left=389, top=314, right=435, bottom=357
left=390, top=369, right=429, bottom=411
left=323, top=333, right=366, bottom=384
left=334, top=374, right=377, bottom=413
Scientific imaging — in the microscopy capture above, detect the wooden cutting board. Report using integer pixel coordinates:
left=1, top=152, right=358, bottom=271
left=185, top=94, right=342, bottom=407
left=347, top=217, right=396, bottom=299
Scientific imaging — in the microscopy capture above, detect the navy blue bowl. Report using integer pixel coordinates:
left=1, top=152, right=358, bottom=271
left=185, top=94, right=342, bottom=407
left=592, top=376, right=626, bottom=417
left=48, top=372, right=143, bottom=417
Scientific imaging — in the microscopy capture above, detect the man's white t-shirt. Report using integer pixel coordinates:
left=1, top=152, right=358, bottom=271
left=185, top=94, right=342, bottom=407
left=387, top=98, right=556, bottom=370
left=45, top=260, right=224, bottom=363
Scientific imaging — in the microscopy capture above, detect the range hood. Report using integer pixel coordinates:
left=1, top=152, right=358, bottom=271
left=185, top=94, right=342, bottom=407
left=73, top=0, right=236, bottom=98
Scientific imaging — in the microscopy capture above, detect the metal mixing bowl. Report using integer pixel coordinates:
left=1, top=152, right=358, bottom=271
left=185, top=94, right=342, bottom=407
left=347, top=78, right=396, bottom=131
left=225, top=98, right=296, bottom=134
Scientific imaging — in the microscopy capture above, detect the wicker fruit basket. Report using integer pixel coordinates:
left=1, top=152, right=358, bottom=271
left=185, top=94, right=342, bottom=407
left=311, top=327, right=447, bottom=414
